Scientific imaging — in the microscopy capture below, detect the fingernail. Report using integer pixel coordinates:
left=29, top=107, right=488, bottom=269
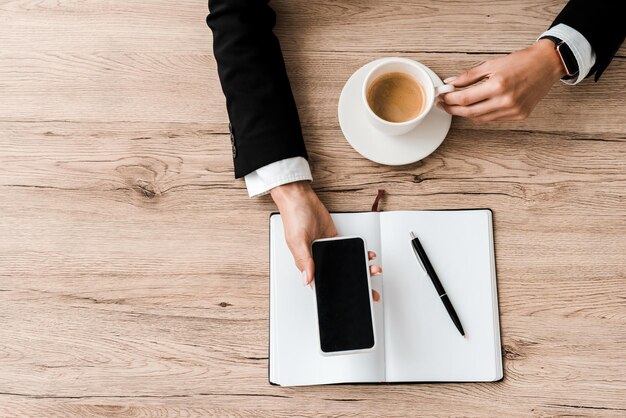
left=302, top=270, right=308, bottom=287
left=443, top=76, right=457, bottom=84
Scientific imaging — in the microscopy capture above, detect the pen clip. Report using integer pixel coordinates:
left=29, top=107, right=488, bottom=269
left=410, top=232, right=427, bottom=273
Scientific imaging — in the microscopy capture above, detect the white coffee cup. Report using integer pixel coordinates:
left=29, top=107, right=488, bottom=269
left=362, top=58, right=455, bottom=136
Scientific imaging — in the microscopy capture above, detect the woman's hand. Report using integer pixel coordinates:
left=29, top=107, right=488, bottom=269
left=271, top=181, right=382, bottom=301
left=439, top=39, right=567, bottom=122
left=368, top=250, right=382, bottom=302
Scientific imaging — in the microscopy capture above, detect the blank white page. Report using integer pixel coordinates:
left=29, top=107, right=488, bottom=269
left=270, top=212, right=386, bottom=386
left=380, top=210, right=502, bottom=382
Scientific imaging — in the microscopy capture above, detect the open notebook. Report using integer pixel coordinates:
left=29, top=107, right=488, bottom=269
left=269, top=209, right=502, bottom=387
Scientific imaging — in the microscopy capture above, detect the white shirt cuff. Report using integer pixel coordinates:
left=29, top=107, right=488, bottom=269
left=244, top=156, right=313, bottom=198
left=539, top=23, right=596, bottom=85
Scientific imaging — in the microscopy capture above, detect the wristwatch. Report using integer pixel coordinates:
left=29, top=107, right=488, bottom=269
left=540, top=35, right=579, bottom=80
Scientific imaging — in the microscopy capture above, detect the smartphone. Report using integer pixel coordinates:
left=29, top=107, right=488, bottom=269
left=311, top=236, right=376, bottom=355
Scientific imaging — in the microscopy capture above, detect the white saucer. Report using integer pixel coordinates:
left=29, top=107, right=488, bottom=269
left=338, top=58, right=452, bottom=166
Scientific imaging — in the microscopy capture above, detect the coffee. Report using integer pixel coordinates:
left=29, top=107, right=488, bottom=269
left=366, top=72, right=425, bottom=123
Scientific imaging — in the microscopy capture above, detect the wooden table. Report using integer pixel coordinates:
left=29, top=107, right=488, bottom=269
left=1, top=1, right=625, bottom=416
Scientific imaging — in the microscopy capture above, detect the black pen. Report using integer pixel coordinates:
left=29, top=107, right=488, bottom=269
left=409, top=232, right=465, bottom=337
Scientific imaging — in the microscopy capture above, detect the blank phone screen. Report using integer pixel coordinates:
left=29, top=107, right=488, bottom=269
left=312, top=237, right=375, bottom=353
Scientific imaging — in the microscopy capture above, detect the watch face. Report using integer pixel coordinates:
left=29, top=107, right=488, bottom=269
left=556, top=42, right=578, bottom=77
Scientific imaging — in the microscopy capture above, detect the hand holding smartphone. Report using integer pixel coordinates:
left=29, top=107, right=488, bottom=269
left=311, top=237, right=377, bottom=355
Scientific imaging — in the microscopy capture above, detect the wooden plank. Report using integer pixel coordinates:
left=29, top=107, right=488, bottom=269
left=1, top=123, right=624, bottom=207
left=0, top=0, right=592, bottom=54
left=1, top=50, right=624, bottom=134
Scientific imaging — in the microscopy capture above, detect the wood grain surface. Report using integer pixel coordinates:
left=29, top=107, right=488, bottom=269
left=1, top=0, right=625, bottom=416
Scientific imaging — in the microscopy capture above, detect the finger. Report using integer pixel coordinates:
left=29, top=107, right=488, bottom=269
left=372, top=290, right=381, bottom=302
left=491, top=113, right=525, bottom=121
left=368, top=251, right=377, bottom=260
left=472, top=108, right=515, bottom=123
left=444, top=63, right=489, bottom=88
left=370, top=265, right=382, bottom=276
left=290, top=239, right=315, bottom=287
left=441, top=81, right=497, bottom=107
left=487, top=103, right=532, bottom=121
left=438, top=98, right=500, bottom=119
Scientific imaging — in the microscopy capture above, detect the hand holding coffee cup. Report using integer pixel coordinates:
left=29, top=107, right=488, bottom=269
left=363, top=58, right=454, bottom=136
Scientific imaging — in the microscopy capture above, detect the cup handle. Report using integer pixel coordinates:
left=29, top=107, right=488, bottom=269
left=435, top=84, right=455, bottom=96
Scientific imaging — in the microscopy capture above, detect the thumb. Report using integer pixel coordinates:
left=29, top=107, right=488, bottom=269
left=291, top=239, right=315, bottom=287
left=445, top=63, right=488, bottom=88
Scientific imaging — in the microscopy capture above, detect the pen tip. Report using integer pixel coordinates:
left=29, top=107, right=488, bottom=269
left=409, top=231, right=416, bottom=239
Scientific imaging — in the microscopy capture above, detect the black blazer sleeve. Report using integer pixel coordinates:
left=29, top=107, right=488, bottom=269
left=207, top=0, right=307, bottom=178
left=550, top=0, right=625, bottom=81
